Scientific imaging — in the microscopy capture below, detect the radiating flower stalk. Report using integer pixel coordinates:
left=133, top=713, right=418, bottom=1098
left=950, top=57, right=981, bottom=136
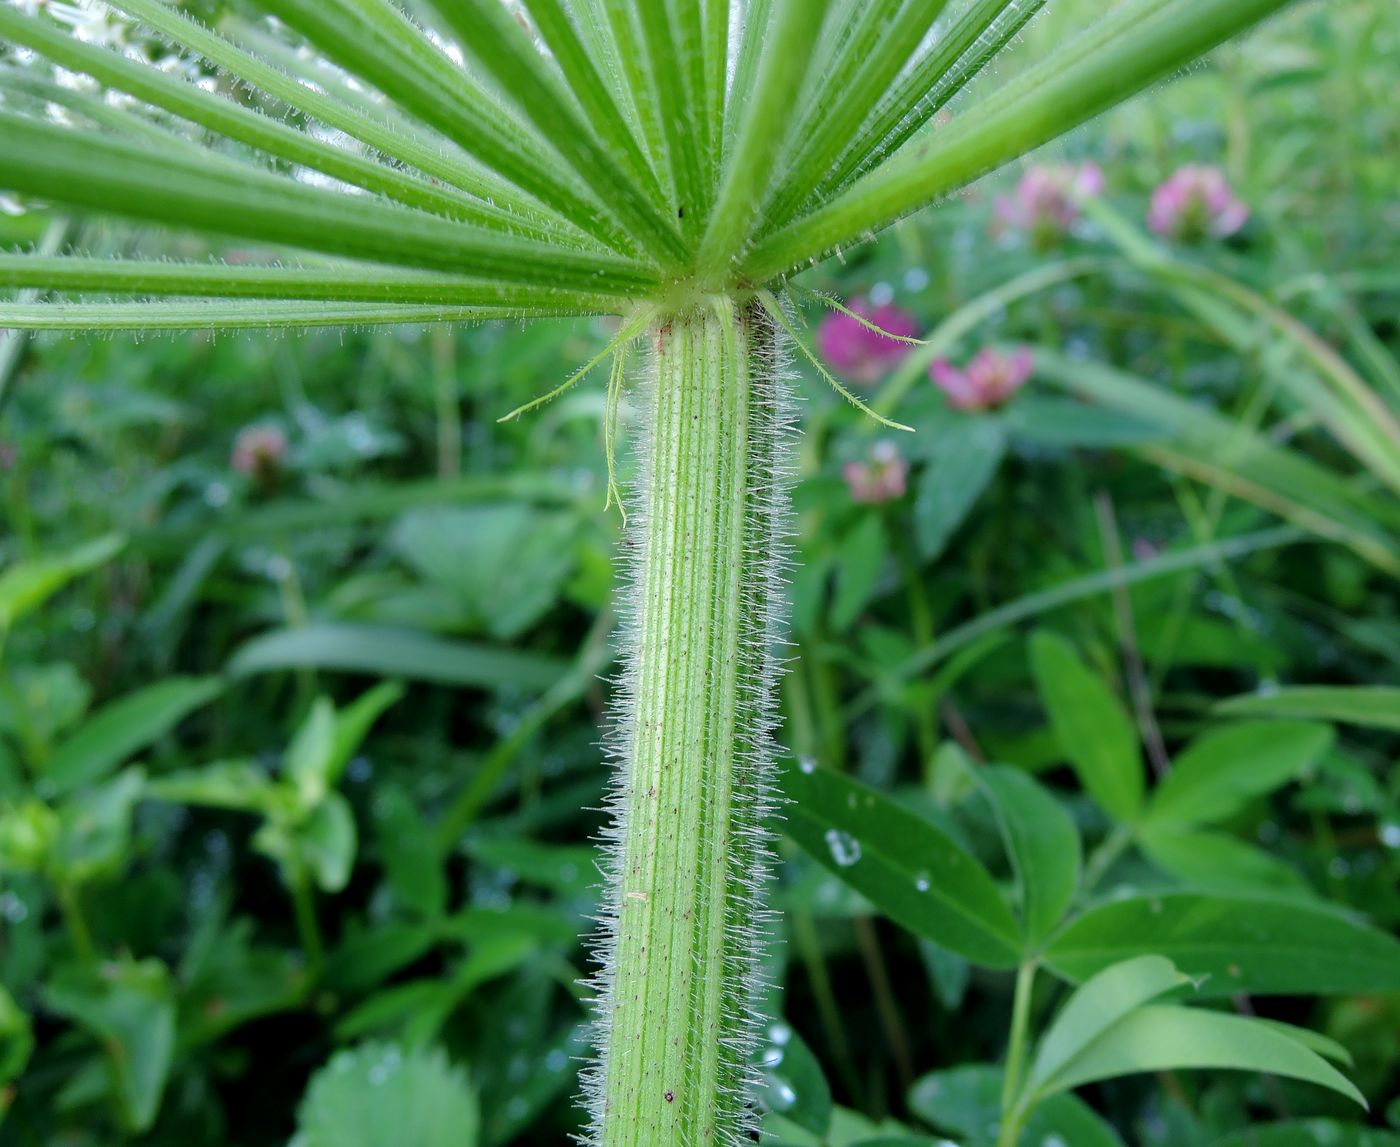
left=0, top=0, right=1297, bottom=1142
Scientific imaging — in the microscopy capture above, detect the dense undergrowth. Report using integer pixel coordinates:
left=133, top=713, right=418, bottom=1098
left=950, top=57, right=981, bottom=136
left=2, top=1, right=1400, bottom=1145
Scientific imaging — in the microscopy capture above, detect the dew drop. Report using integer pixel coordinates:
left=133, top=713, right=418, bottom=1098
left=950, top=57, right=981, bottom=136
left=1380, top=822, right=1400, bottom=849
left=797, top=755, right=817, bottom=775
left=773, top=1082, right=797, bottom=1109
left=368, top=1045, right=401, bottom=1087
left=0, top=891, right=28, bottom=923
left=915, top=871, right=931, bottom=892
left=824, top=829, right=861, bottom=867
left=346, top=420, right=374, bottom=453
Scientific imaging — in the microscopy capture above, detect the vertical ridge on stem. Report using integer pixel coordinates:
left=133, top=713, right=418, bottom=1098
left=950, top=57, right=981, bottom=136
left=585, top=300, right=794, bottom=1146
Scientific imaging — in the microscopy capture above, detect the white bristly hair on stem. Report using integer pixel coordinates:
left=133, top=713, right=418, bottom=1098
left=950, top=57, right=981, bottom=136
left=583, top=299, right=796, bottom=1146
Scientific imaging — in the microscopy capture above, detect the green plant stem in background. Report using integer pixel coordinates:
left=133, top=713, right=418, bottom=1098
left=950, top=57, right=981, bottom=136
left=998, top=959, right=1038, bottom=1146
left=1081, top=823, right=1135, bottom=897
left=56, top=881, right=96, bottom=965
left=591, top=302, right=789, bottom=1146
left=290, top=868, right=326, bottom=979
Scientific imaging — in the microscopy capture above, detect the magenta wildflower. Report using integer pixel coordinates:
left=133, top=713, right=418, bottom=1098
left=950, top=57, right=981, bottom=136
left=816, top=298, right=920, bottom=384
left=1148, top=165, right=1249, bottom=242
left=843, top=441, right=909, bottom=504
left=993, top=163, right=1104, bottom=246
left=231, top=424, right=289, bottom=479
left=931, top=347, right=1034, bottom=412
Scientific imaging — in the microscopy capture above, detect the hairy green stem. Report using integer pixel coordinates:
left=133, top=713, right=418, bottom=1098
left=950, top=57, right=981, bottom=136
left=589, top=301, right=791, bottom=1146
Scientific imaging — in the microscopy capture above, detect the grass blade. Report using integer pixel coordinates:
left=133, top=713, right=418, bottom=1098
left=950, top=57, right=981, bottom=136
left=845, top=525, right=1305, bottom=719
left=1216, top=686, right=1400, bottom=732
left=228, top=623, right=567, bottom=692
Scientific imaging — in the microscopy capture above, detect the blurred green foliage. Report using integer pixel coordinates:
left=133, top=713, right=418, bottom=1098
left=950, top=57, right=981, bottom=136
left=3, top=2, right=1400, bottom=1144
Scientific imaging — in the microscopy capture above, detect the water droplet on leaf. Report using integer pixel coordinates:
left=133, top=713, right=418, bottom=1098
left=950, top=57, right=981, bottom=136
left=824, top=829, right=861, bottom=867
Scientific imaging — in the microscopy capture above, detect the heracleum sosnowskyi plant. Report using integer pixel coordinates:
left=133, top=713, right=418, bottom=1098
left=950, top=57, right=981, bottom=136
left=0, top=0, right=1300, bottom=1141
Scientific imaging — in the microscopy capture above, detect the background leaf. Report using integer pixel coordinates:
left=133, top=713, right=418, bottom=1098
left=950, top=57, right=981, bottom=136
left=292, top=1041, right=479, bottom=1147
left=757, top=1020, right=833, bottom=1135
left=1033, top=1005, right=1364, bottom=1107
left=0, top=534, right=124, bottom=632
left=915, top=417, right=1006, bottom=561
left=832, top=515, right=890, bottom=632
left=977, top=766, right=1081, bottom=945
left=780, top=759, right=1022, bottom=968
left=0, top=984, right=34, bottom=1086
left=1029, top=631, right=1143, bottom=822
left=38, top=677, right=222, bottom=798
left=1212, top=1122, right=1400, bottom=1147
left=1216, top=687, right=1400, bottom=731
left=295, top=791, right=358, bottom=894
left=1004, top=396, right=1161, bottom=448
left=909, top=1063, right=1126, bottom=1147
left=50, top=767, right=145, bottom=884
left=1026, top=955, right=1188, bottom=1095
left=227, top=623, right=566, bottom=691
left=1047, top=893, right=1400, bottom=997
left=1139, top=829, right=1312, bottom=895
left=390, top=505, right=576, bottom=641
left=41, top=959, right=175, bottom=1133
left=1144, top=721, right=1334, bottom=829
